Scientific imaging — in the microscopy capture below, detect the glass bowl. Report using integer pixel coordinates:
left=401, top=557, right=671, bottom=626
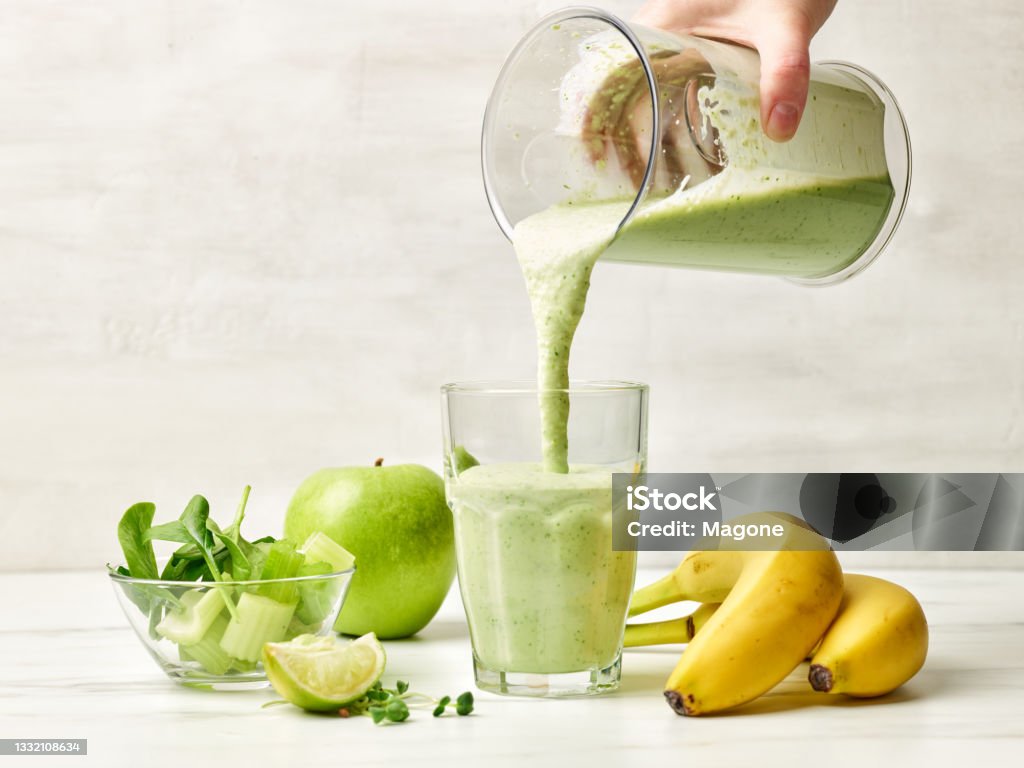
left=110, top=567, right=355, bottom=690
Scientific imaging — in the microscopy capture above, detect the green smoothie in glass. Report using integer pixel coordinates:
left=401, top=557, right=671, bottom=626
left=452, top=464, right=634, bottom=674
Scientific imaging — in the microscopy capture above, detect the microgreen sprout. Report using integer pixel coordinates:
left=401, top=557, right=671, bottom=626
left=432, top=696, right=451, bottom=717
left=340, top=681, right=475, bottom=725
left=456, top=692, right=475, bottom=716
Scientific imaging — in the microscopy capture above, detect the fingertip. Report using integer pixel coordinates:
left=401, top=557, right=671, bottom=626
left=766, top=101, right=801, bottom=142
left=759, top=59, right=809, bottom=141
left=755, top=26, right=811, bottom=142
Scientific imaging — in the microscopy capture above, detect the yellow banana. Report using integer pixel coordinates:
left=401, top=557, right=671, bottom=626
left=808, top=573, right=928, bottom=697
left=628, top=550, right=743, bottom=616
left=629, top=512, right=828, bottom=616
left=657, top=513, right=844, bottom=716
left=623, top=603, right=719, bottom=647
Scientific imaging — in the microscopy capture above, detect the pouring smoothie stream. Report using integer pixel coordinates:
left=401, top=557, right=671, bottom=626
left=515, top=63, right=895, bottom=473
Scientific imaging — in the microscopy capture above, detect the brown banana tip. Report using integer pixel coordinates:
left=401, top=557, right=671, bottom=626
left=685, top=615, right=695, bottom=640
left=808, top=664, right=834, bottom=693
left=374, top=457, right=384, bottom=467
left=664, top=690, right=695, bottom=716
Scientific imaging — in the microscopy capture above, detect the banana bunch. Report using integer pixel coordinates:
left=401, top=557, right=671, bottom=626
left=625, top=513, right=928, bottom=716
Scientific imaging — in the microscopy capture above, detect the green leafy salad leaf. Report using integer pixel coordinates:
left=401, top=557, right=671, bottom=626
left=213, top=531, right=252, bottom=581
left=143, top=486, right=267, bottom=585
left=180, top=495, right=223, bottom=579
left=114, top=486, right=273, bottom=602
left=144, top=520, right=190, bottom=544
left=117, top=503, right=159, bottom=580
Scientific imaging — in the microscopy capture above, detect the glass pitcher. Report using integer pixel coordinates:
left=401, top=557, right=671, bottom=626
left=481, top=7, right=911, bottom=284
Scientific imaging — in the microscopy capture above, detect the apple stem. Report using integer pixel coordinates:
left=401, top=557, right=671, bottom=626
left=374, top=457, right=384, bottom=467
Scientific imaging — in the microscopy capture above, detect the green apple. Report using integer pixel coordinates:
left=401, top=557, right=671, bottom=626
left=284, top=459, right=455, bottom=640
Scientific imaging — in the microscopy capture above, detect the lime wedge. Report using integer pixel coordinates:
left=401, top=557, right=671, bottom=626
left=262, top=633, right=385, bottom=712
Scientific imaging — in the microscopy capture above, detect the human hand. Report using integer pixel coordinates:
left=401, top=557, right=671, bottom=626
left=634, top=0, right=838, bottom=141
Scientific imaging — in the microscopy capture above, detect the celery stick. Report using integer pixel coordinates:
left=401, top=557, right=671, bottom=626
left=258, top=540, right=306, bottom=604
left=287, top=615, right=320, bottom=638
left=178, top=613, right=232, bottom=675
left=218, top=592, right=296, bottom=662
left=294, top=561, right=341, bottom=626
left=247, top=541, right=272, bottom=580
left=299, top=532, right=355, bottom=572
left=156, top=588, right=225, bottom=645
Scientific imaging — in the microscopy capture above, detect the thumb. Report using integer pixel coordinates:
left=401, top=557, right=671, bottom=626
left=755, top=20, right=812, bottom=142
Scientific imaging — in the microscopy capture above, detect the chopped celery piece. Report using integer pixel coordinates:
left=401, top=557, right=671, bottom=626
left=294, top=561, right=342, bottom=625
left=156, top=588, right=226, bottom=645
left=231, top=657, right=258, bottom=673
left=250, top=540, right=274, bottom=577
left=299, top=532, right=355, bottom=572
left=257, top=540, right=306, bottom=603
left=179, top=613, right=232, bottom=675
left=287, top=615, right=321, bottom=638
left=218, top=592, right=296, bottom=662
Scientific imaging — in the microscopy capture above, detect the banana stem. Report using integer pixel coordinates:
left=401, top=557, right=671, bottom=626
left=624, top=603, right=720, bottom=648
left=624, top=617, right=693, bottom=648
left=628, top=573, right=684, bottom=617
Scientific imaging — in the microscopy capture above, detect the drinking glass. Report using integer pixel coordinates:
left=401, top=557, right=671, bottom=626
left=441, top=380, right=647, bottom=696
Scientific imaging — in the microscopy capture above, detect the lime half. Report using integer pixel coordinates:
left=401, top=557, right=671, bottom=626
left=262, top=633, right=385, bottom=712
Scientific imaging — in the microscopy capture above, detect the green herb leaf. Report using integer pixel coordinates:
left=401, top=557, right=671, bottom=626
left=396, top=680, right=409, bottom=695
left=144, top=520, right=190, bottom=544
left=177, top=495, right=241, bottom=619
left=384, top=700, right=409, bottom=723
left=179, top=495, right=225, bottom=581
left=455, top=692, right=474, bottom=716
left=369, top=707, right=386, bottom=724
left=158, top=553, right=190, bottom=581
left=213, top=530, right=251, bottom=581
left=223, top=485, right=252, bottom=543
left=181, top=496, right=214, bottom=554
left=168, top=541, right=204, bottom=562
left=117, top=502, right=158, bottom=580
left=241, top=539, right=270, bottom=579
left=432, top=695, right=451, bottom=717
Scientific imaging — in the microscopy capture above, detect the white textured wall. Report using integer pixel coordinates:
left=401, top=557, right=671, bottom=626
left=1, top=1, right=1021, bottom=571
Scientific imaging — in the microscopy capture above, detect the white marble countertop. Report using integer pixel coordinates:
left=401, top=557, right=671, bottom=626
left=2, top=568, right=1022, bottom=767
